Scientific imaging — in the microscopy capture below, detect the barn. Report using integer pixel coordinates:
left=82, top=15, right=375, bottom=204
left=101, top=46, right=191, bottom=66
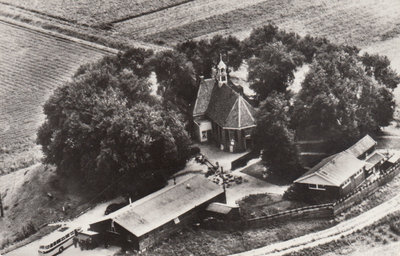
left=294, top=135, right=380, bottom=200
left=89, top=174, right=225, bottom=251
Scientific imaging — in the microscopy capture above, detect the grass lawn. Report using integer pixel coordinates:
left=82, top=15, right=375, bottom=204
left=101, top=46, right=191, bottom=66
left=286, top=212, right=400, bottom=256
left=0, top=164, right=99, bottom=251
left=141, top=219, right=332, bottom=256
left=238, top=193, right=309, bottom=219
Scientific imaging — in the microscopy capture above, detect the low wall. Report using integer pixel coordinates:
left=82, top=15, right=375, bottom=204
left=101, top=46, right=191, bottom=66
left=231, top=151, right=259, bottom=170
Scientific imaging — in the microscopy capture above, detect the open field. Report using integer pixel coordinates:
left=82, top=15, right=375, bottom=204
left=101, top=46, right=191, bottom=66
left=0, top=0, right=192, bottom=26
left=0, top=20, right=108, bottom=174
left=142, top=0, right=400, bottom=47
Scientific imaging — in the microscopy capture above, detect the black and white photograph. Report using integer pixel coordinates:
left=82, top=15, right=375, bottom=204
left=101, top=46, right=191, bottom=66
left=1, top=0, right=400, bottom=255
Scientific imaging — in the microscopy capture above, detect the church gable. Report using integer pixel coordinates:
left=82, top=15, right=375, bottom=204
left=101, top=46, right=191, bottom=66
left=206, top=84, right=238, bottom=127
left=193, top=57, right=256, bottom=128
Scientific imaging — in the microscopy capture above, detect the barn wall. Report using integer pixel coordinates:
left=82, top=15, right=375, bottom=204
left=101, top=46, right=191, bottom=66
left=139, top=192, right=225, bottom=251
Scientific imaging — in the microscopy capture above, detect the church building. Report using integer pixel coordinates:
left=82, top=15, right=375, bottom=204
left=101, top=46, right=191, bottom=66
left=192, top=58, right=256, bottom=153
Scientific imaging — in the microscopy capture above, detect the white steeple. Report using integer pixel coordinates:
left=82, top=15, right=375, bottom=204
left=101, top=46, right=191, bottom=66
left=216, top=54, right=227, bottom=87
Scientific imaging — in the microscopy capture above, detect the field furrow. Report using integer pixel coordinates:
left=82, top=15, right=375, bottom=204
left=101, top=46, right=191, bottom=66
left=0, top=20, right=107, bottom=166
left=113, top=0, right=269, bottom=39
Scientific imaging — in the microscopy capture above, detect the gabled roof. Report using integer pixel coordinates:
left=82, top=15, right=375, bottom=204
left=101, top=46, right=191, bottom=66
left=345, top=135, right=377, bottom=158
left=294, top=151, right=366, bottom=187
left=365, top=152, right=386, bottom=166
left=294, top=134, right=377, bottom=187
left=193, top=78, right=215, bottom=117
left=95, top=174, right=224, bottom=237
left=194, top=78, right=256, bottom=128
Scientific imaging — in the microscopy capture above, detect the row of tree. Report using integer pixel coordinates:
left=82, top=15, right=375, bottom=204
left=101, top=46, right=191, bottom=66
left=38, top=24, right=400, bottom=193
left=37, top=48, right=194, bottom=194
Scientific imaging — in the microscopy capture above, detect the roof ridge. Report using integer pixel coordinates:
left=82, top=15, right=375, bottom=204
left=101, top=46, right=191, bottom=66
left=114, top=174, right=198, bottom=218
left=224, top=96, right=239, bottom=127
left=241, top=96, right=255, bottom=122
left=238, top=96, right=241, bottom=127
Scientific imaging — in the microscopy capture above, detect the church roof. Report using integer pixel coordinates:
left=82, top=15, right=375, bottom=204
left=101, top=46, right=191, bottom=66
left=193, top=78, right=215, bottom=117
left=193, top=78, right=256, bottom=129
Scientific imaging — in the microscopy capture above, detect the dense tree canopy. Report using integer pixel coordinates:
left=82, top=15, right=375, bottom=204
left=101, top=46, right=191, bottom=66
left=248, top=42, right=304, bottom=102
left=292, top=50, right=396, bottom=150
left=253, top=92, right=302, bottom=180
left=177, top=35, right=243, bottom=78
left=37, top=49, right=191, bottom=193
left=151, top=50, right=197, bottom=104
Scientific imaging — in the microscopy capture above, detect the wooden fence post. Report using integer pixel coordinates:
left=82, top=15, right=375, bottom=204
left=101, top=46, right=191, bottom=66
left=0, top=192, right=4, bottom=217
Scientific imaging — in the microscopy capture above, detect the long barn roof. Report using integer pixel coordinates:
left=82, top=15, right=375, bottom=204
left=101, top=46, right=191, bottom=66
left=294, top=135, right=377, bottom=187
left=92, top=174, right=224, bottom=237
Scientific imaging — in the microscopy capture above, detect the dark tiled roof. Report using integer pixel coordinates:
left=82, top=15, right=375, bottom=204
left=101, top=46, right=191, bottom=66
left=193, top=78, right=215, bottom=117
left=206, top=83, right=239, bottom=127
left=193, top=76, right=256, bottom=128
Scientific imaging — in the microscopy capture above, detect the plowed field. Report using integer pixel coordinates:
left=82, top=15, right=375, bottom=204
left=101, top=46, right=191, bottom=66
left=0, top=20, right=107, bottom=174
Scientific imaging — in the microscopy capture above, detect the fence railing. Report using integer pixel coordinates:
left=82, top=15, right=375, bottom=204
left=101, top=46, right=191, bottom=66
left=214, top=161, right=400, bottom=230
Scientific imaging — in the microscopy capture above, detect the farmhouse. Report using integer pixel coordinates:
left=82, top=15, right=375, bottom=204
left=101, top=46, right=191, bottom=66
left=89, top=174, right=225, bottom=251
left=192, top=58, right=256, bottom=153
left=294, top=135, right=380, bottom=199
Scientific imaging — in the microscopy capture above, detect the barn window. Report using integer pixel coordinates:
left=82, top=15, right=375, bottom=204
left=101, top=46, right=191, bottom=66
left=342, top=179, right=351, bottom=188
left=308, top=184, right=326, bottom=191
left=355, top=169, right=363, bottom=178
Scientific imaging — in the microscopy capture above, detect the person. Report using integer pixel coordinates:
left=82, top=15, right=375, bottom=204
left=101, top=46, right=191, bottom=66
left=73, top=236, right=78, bottom=248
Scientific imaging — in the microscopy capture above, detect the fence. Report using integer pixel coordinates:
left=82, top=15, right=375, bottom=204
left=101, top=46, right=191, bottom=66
left=245, top=203, right=333, bottom=229
left=332, top=161, right=400, bottom=215
left=208, top=161, right=400, bottom=231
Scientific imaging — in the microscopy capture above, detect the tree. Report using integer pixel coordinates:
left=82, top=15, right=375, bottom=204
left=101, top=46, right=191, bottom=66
left=292, top=50, right=397, bottom=151
left=150, top=50, right=197, bottom=104
left=37, top=51, right=191, bottom=193
left=361, top=52, right=400, bottom=90
left=177, top=35, right=243, bottom=78
left=248, top=42, right=303, bottom=102
left=74, top=47, right=153, bottom=79
left=253, top=92, right=302, bottom=180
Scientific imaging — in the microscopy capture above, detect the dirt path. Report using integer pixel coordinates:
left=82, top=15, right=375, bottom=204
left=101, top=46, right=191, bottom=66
left=231, top=193, right=400, bottom=256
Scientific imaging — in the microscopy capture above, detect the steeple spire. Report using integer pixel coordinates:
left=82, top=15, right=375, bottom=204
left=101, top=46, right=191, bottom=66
left=216, top=54, right=227, bottom=87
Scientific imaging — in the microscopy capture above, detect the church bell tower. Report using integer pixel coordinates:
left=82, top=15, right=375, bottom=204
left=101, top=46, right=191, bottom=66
left=216, top=54, right=227, bottom=87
